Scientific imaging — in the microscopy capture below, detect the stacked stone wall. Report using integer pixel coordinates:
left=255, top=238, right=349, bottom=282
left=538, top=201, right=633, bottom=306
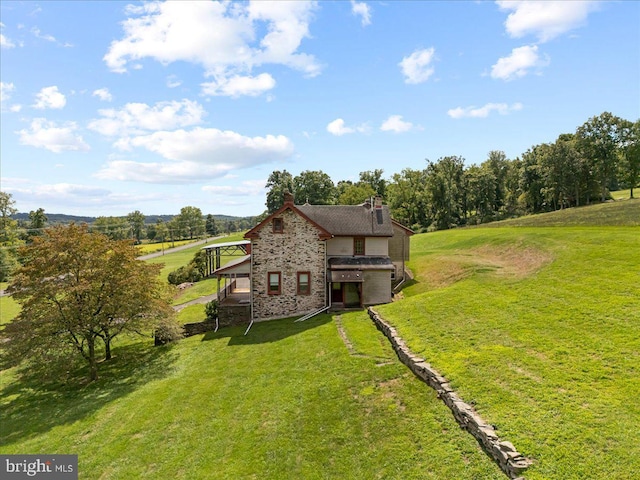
left=252, top=209, right=326, bottom=319
left=368, top=308, right=532, bottom=479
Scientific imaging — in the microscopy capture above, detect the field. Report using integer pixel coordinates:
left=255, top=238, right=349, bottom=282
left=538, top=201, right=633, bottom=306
left=1, top=202, right=638, bottom=479
left=377, top=219, right=640, bottom=478
left=147, top=232, right=246, bottom=281
left=0, top=314, right=505, bottom=479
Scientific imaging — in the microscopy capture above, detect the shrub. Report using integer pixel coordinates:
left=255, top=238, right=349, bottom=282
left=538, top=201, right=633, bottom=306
left=167, top=265, right=204, bottom=285
left=154, top=318, right=184, bottom=345
left=205, top=300, right=218, bottom=321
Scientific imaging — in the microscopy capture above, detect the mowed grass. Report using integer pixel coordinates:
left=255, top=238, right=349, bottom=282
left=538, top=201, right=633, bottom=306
left=489, top=196, right=639, bottom=227
left=147, top=233, right=246, bottom=281
left=0, top=313, right=505, bottom=479
left=377, top=220, right=640, bottom=479
left=136, top=239, right=201, bottom=255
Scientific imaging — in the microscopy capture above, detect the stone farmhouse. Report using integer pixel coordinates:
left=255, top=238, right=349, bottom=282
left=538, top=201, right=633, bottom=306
left=206, top=193, right=412, bottom=326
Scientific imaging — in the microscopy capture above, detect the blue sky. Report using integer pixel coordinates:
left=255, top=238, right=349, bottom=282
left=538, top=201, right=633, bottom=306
left=1, top=1, right=638, bottom=217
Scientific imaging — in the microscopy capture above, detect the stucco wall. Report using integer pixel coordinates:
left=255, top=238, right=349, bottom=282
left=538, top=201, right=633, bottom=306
left=326, top=236, right=388, bottom=256
left=251, top=209, right=326, bottom=320
left=362, top=270, right=392, bottom=305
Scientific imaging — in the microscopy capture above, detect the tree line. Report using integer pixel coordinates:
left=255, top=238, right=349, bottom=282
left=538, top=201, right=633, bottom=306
left=264, top=112, right=639, bottom=231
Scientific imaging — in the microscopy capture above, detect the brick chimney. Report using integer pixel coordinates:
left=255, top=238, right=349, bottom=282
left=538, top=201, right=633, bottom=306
left=283, top=191, right=294, bottom=206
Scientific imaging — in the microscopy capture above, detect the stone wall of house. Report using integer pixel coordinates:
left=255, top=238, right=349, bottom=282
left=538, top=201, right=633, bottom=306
left=251, top=208, right=327, bottom=320
left=368, top=307, right=532, bottom=480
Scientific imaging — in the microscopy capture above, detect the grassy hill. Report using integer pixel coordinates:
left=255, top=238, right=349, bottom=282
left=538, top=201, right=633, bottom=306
left=377, top=202, right=640, bottom=479
left=1, top=200, right=638, bottom=479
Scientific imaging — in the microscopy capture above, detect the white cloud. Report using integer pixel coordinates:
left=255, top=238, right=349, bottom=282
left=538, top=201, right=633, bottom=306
left=447, top=102, right=523, bottom=119
left=202, top=179, right=266, bottom=196
left=497, top=0, right=600, bottom=43
left=92, top=88, right=113, bottom=102
left=1, top=82, right=15, bottom=104
left=166, top=75, right=182, bottom=88
left=18, top=118, right=90, bottom=153
left=380, top=115, right=417, bottom=133
left=399, top=47, right=436, bottom=84
left=31, top=26, right=56, bottom=42
left=104, top=1, right=320, bottom=97
left=490, top=44, right=549, bottom=80
left=326, top=118, right=369, bottom=136
left=1, top=23, right=16, bottom=49
left=351, top=1, right=372, bottom=26
left=1, top=33, right=15, bottom=48
left=33, top=86, right=66, bottom=109
left=97, top=128, right=294, bottom=183
left=88, top=99, right=205, bottom=137
left=201, top=73, right=276, bottom=97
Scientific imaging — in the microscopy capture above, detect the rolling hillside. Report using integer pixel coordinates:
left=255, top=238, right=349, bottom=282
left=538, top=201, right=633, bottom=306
left=1, top=200, right=638, bottom=479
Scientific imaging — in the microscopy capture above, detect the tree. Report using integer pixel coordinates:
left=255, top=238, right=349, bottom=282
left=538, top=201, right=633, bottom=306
left=176, top=206, right=204, bottom=240
left=337, top=183, right=376, bottom=205
left=28, top=207, right=48, bottom=230
left=265, top=170, right=294, bottom=213
left=93, top=216, right=128, bottom=240
left=359, top=169, right=387, bottom=198
left=387, top=168, right=429, bottom=230
left=618, top=119, right=640, bottom=198
left=2, top=224, right=177, bottom=381
left=0, top=191, right=19, bottom=244
left=293, top=170, right=337, bottom=205
left=205, top=214, right=218, bottom=236
left=126, top=210, right=146, bottom=242
left=425, top=156, right=465, bottom=230
left=576, top=112, right=625, bottom=201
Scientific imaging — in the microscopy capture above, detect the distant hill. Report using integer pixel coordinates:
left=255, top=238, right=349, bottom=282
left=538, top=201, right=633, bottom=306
left=12, top=213, right=253, bottom=224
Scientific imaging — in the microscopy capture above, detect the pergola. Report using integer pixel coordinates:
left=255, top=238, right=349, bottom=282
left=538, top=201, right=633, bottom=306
left=201, top=240, right=251, bottom=277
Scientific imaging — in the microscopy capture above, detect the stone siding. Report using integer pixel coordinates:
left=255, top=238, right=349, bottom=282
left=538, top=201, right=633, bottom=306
left=368, top=308, right=532, bottom=479
left=251, top=209, right=326, bottom=320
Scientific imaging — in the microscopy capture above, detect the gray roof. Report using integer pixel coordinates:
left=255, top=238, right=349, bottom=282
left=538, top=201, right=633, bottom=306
left=297, top=204, right=394, bottom=237
left=328, top=256, right=395, bottom=270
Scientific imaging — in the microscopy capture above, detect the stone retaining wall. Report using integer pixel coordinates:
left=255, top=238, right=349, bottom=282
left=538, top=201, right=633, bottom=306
left=183, top=320, right=218, bottom=337
left=368, top=308, right=532, bottom=479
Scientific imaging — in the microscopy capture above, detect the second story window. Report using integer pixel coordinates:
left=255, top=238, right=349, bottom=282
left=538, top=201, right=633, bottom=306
left=354, top=237, right=365, bottom=255
left=273, top=217, right=284, bottom=233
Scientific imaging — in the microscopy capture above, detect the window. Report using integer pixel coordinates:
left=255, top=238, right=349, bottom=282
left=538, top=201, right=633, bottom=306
left=273, top=217, right=284, bottom=233
left=297, top=272, right=310, bottom=295
left=268, top=272, right=281, bottom=295
left=354, top=237, right=365, bottom=255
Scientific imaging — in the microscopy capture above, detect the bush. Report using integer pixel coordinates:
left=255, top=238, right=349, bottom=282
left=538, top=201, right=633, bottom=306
left=167, top=250, right=208, bottom=285
left=167, top=265, right=204, bottom=285
left=154, top=318, right=184, bottom=345
left=205, top=300, right=218, bottom=321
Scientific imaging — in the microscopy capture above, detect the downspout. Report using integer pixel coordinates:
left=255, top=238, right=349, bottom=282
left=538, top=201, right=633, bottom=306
left=250, top=241, right=254, bottom=321
left=325, top=239, right=330, bottom=310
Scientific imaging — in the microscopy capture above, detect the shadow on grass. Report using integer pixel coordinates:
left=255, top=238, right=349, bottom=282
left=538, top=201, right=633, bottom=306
left=200, top=314, right=332, bottom=346
left=0, top=340, right=178, bottom=448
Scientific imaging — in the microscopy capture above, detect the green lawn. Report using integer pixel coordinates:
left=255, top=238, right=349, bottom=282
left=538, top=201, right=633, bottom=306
left=0, top=296, right=20, bottom=326
left=147, top=232, right=246, bottom=281
left=136, top=239, right=200, bottom=255
left=0, top=313, right=504, bottom=479
left=377, top=224, right=640, bottom=479
left=490, top=197, right=639, bottom=227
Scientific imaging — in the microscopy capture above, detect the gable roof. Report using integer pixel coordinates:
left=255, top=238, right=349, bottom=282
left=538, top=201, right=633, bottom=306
left=297, top=204, right=394, bottom=237
left=244, top=202, right=332, bottom=240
